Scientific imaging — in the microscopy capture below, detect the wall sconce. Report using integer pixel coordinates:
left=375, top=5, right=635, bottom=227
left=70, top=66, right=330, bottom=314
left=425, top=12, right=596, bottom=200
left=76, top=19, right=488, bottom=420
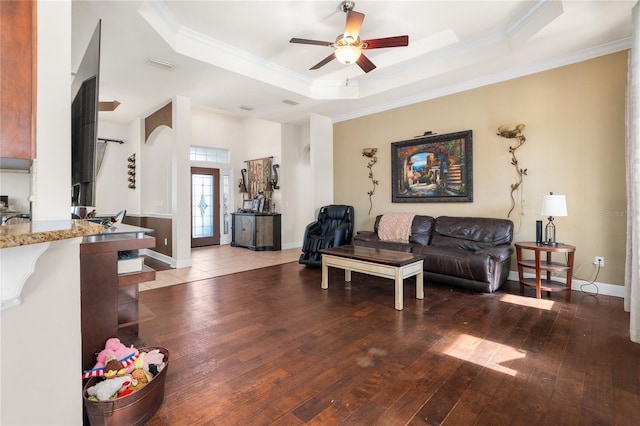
left=127, top=154, right=136, bottom=189
left=497, top=123, right=527, bottom=218
left=539, top=192, right=568, bottom=246
left=270, top=164, right=280, bottom=190
left=362, top=148, right=378, bottom=215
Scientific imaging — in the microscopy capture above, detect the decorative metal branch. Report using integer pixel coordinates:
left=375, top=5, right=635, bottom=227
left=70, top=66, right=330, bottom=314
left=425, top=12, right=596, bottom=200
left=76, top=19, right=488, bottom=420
left=270, top=164, right=280, bottom=190
left=362, top=148, right=379, bottom=215
left=497, top=124, right=527, bottom=218
left=239, top=168, right=248, bottom=194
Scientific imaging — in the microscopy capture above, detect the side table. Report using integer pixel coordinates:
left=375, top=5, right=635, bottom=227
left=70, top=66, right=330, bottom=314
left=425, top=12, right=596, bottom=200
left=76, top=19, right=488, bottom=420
left=515, top=241, right=576, bottom=300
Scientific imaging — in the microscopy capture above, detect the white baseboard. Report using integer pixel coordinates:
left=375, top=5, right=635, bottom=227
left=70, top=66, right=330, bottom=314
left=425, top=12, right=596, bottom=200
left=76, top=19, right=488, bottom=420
left=507, top=271, right=625, bottom=298
left=141, top=249, right=177, bottom=268
left=282, top=242, right=302, bottom=250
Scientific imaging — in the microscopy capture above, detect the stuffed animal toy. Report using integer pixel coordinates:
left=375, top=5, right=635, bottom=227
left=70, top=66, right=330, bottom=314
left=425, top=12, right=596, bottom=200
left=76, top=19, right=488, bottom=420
left=82, top=338, right=140, bottom=379
left=94, top=338, right=139, bottom=371
left=141, top=349, right=166, bottom=376
left=86, top=375, right=131, bottom=402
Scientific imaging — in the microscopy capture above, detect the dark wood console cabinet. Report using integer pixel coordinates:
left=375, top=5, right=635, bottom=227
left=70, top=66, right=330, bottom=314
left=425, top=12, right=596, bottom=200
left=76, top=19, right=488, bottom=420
left=80, top=231, right=156, bottom=370
left=231, top=213, right=281, bottom=251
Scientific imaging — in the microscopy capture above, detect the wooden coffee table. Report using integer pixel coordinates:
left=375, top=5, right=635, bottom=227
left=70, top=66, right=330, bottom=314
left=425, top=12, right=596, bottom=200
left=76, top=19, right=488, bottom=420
left=319, top=245, right=425, bottom=310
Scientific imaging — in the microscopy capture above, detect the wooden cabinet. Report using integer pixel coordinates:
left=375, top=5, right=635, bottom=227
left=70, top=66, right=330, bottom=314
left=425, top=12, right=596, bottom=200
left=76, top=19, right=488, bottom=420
left=0, top=0, right=36, bottom=168
left=80, top=231, right=156, bottom=370
left=231, top=213, right=281, bottom=251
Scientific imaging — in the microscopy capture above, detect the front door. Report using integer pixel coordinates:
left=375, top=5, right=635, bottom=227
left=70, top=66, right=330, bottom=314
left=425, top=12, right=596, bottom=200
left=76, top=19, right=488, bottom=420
left=191, top=167, right=220, bottom=247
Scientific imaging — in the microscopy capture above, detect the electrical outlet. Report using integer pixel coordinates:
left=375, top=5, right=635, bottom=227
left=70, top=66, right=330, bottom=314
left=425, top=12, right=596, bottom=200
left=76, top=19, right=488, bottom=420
left=594, top=256, right=605, bottom=267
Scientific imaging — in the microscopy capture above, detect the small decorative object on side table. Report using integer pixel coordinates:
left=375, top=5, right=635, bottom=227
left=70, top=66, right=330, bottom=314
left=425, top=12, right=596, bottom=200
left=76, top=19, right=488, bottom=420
left=515, top=241, right=576, bottom=300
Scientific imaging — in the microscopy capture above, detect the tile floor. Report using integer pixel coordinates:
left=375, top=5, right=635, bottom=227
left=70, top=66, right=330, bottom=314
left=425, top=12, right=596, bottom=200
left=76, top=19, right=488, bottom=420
left=139, top=244, right=302, bottom=291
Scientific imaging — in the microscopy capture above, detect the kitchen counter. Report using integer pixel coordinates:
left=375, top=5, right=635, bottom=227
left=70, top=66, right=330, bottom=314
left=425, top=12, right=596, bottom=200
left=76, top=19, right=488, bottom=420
left=0, top=219, right=105, bottom=249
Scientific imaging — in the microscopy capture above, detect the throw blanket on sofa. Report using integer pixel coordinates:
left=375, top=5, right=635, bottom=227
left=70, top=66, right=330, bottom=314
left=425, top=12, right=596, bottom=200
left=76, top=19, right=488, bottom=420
left=378, top=213, right=415, bottom=243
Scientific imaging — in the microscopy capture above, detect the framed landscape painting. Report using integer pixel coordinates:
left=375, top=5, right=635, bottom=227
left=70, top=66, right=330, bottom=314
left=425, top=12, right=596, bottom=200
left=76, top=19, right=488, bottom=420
left=391, top=130, right=473, bottom=203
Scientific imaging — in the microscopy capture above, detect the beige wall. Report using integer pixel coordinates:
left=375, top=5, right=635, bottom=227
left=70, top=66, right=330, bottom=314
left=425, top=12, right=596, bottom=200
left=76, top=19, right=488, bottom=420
left=334, top=51, right=628, bottom=287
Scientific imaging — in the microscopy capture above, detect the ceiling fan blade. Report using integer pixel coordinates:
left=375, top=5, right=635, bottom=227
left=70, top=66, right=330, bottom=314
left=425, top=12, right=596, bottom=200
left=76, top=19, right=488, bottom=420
left=362, top=35, right=409, bottom=49
left=290, top=38, right=333, bottom=47
left=310, top=53, right=337, bottom=70
left=344, top=11, right=365, bottom=41
left=356, top=53, right=376, bottom=73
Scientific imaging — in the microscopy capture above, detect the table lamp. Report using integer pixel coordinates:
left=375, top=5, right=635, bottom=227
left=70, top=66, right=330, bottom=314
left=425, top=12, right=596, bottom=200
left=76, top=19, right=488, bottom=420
left=539, top=192, right=567, bottom=246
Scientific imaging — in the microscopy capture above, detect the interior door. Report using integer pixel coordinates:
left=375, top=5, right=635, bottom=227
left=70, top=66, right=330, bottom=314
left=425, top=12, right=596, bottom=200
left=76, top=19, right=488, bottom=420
left=191, top=167, right=220, bottom=247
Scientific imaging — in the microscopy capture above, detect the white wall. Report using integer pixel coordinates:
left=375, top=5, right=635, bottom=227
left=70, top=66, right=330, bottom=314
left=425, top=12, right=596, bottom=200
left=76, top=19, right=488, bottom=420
left=141, top=125, right=173, bottom=215
left=310, top=114, right=334, bottom=210
left=172, top=96, right=192, bottom=267
left=31, top=1, right=72, bottom=222
left=190, top=106, right=242, bottom=244
left=97, top=106, right=325, bottom=253
left=1, top=2, right=83, bottom=425
left=95, top=121, right=132, bottom=215
left=281, top=123, right=311, bottom=247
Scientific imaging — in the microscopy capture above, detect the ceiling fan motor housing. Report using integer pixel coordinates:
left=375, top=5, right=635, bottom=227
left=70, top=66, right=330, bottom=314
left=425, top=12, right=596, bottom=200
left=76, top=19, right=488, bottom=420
left=340, top=1, right=356, bottom=13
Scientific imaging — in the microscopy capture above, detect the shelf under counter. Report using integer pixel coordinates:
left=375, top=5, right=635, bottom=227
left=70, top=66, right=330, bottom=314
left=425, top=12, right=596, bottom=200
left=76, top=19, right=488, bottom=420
left=117, top=291, right=156, bottom=329
left=118, top=265, right=156, bottom=286
left=80, top=225, right=157, bottom=370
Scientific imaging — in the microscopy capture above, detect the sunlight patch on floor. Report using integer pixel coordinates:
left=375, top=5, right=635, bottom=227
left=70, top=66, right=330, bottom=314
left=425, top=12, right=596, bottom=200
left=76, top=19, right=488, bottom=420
left=498, top=293, right=555, bottom=310
left=440, top=333, right=526, bottom=377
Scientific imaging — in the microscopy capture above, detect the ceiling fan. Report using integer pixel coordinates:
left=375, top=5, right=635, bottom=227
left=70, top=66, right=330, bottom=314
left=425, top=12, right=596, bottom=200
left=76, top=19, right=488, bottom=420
left=290, top=1, right=409, bottom=73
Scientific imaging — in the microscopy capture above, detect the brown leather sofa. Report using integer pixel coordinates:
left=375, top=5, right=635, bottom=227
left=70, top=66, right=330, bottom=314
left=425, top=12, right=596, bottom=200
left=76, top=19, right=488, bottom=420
left=353, top=215, right=514, bottom=292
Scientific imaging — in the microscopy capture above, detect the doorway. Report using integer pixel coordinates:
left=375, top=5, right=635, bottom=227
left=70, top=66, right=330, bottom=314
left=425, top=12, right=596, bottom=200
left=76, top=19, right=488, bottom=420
left=191, top=167, right=220, bottom=247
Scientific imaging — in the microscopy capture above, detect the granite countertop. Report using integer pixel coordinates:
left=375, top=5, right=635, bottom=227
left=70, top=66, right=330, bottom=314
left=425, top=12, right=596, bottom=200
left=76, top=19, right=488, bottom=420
left=0, top=220, right=105, bottom=249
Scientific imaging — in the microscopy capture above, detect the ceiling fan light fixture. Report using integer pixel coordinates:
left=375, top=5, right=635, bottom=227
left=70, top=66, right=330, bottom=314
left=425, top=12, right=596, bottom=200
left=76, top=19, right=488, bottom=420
left=335, top=45, right=361, bottom=64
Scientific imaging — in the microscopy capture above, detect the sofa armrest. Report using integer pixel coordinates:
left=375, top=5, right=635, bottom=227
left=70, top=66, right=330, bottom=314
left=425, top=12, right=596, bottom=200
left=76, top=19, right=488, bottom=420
left=353, top=231, right=381, bottom=243
left=333, top=223, right=351, bottom=246
left=475, top=245, right=514, bottom=261
left=303, top=221, right=321, bottom=240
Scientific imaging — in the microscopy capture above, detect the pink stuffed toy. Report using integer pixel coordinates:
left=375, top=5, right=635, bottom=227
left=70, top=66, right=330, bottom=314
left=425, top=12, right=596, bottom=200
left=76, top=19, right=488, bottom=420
left=93, top=337, right=139, bottom=373
left=142, top=349, right=165, bottom=375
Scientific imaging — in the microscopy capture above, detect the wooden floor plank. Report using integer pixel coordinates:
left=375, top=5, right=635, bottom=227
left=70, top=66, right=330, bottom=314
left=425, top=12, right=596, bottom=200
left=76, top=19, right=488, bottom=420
left=132, top=263, right=640, bottom=425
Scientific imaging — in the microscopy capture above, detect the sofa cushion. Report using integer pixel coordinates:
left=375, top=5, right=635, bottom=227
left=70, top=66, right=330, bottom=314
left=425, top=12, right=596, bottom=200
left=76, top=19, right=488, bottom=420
left=374, top=214, right=434, bottom=246
left=352, top=232, right=415, bottom=253
left=414, top=245, right=494, bottom=283
left=431, top=216, right=513, bottom=250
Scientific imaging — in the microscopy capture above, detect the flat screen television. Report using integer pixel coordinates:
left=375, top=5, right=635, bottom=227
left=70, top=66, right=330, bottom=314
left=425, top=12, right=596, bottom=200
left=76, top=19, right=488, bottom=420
left=71, top=20, right=101, bottom=208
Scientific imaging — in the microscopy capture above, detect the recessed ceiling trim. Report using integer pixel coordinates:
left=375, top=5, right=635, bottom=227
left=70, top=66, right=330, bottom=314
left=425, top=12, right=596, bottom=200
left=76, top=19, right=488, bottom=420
left=506, top=0, right=564, bottom=45
left=139, top=0, right=375, bottom=101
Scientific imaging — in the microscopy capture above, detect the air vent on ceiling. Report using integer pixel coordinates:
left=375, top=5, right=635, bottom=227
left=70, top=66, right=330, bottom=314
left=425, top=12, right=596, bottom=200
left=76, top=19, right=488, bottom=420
left=282, top=99, right=299, bottom=106
left=146, top=57, right=175, bottom=70
left=239, top=105, right=255, bottom=111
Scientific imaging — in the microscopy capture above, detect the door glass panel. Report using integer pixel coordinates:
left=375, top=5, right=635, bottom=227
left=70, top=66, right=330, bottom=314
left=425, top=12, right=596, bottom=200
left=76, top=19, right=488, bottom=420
left=222, top=174, right=230, bottom=235
left=192, top=174, right=214, bottom=238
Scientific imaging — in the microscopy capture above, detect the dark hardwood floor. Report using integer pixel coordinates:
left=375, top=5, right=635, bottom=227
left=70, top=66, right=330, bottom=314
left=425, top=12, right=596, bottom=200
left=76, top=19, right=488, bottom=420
left=135, top=262, right=640, bottom=425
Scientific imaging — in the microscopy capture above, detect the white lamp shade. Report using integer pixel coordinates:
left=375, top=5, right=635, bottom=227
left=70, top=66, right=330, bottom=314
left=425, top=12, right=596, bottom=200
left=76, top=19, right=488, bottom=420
left=335, top=45, right=361, bottom=64
left=540, top=194, right=568, bottom=217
